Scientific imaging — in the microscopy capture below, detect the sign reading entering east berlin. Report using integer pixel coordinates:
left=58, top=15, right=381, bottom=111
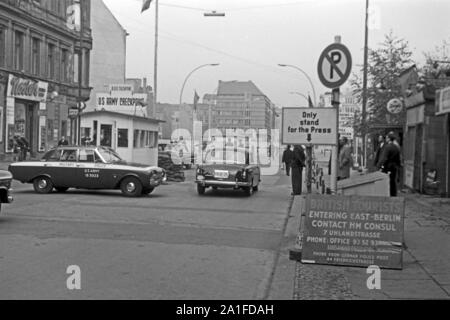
left=301, top=195, right=405, bottom=270
left=317, top=43, right=352, bottom=88
left=282, top=107, right=337, bottom=145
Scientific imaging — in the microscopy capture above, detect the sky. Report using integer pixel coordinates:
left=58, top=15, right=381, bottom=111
left=102, top=0, right=450, bottom=108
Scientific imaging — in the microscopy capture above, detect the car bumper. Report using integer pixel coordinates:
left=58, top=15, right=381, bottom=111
left=0, top=187, right=13, bottom=203
left=195, top=180, right=252, bottom=188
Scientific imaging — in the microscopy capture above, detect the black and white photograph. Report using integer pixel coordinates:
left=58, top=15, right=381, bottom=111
left=1, top=0, right=450, bottom=307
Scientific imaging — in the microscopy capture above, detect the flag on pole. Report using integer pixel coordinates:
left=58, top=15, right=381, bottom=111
left=193, top=91, right=200, bottom=112
left=308, top=95, right=314, bottom=108
left=141, top=0, right=153, bottom=13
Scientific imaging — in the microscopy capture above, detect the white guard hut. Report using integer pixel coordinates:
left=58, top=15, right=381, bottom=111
left=80, top=110, right=164, bottom=166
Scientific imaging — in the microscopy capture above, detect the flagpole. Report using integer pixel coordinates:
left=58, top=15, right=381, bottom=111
left=153, top=0, right=158, bottom=118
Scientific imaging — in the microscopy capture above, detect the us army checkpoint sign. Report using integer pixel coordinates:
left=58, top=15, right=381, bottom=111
left=282, top=107, right=338, bottom=145
left=317, top=43, right=352, bottom=88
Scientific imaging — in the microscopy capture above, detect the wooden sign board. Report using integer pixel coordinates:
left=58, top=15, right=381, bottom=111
left=301, top=194, right=405, bottom=269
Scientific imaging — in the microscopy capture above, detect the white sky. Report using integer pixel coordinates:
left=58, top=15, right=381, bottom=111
left=102, top=0, right=450, bottom=108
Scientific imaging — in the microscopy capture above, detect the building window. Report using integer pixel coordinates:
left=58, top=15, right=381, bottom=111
left=118, top=129, right=128, bottom=148
left=61, top=48, right=69, bottom=82
left=140, top=130, right=146, bottom=147
left=14, top=31, right=24, bottom=71
left=73, top=51, right=79, bottom=83
left=32, top=38, right=40, bottom=75
left=47, top=43, right=55, bottom=79
left=0, top=27, right=5, bottom=67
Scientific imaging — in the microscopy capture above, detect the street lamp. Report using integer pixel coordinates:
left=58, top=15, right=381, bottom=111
left=289, top=91, right=310, bottom=105
left=278, top=64, right=317, bottom=106
left=179, top=63, right=219, bottom=107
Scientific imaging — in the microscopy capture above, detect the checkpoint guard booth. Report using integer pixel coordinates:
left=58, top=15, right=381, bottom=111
left=80, top=110, right=164, bottom=166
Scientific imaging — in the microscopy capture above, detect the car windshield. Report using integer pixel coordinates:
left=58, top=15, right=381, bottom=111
left=203, top=148, right=249, bottom=165
left=98, top=148, right=123, bottom=163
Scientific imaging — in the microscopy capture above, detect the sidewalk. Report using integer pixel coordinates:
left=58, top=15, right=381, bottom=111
left=290, top=171, right=450, bottom=299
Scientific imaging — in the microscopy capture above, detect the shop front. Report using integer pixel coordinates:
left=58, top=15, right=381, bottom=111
left=4, top=74, right=48, bottom=157
left=435, top=86, right=450, bottom=197
left=404, top=85, right=448, bottom=196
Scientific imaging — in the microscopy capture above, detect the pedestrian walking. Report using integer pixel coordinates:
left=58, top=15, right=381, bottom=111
left=379, top=132, right=401, bottom=196
left=58, top=136, right=69, bottom=146
left=282, top=145, right=294, bottom=176
left=291, top=145, right=306, bottom=195
left=338, top=136, right=352, bottom=180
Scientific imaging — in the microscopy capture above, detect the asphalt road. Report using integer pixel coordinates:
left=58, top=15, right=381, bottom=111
left=0, top=170, right=292, bottom=299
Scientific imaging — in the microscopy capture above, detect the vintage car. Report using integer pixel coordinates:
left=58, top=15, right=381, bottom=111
left=195, top=147, right=261, bottom=196
left=0, top=170, right=13, bottom=213
left=8, top=146, right=166, bottom=197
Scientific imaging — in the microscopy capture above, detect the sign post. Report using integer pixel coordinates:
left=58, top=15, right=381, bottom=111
left=317, top=36, right=352, bottom=193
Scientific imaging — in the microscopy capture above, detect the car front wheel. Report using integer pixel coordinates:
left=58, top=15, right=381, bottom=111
left=33, top=176, right=54, bottom=194
left=120, top=177, right=143, bottom=197
left=197, top=184, right=206, bottom=195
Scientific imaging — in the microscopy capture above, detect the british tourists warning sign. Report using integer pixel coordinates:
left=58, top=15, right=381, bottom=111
left=282, top=107, right=337, bottom=145
left=301, top=195, right=405, bottom=269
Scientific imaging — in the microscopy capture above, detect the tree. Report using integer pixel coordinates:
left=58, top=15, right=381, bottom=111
left=350, top=31, right=414, bottom=135
left=421, top=38, right=450, bottom=79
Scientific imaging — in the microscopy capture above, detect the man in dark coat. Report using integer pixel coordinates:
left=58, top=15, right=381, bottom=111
left=282, top=145, right=294, bottom=176
left=291, top=145, right=306, bottom=195
left=15, top=135, right=30, bottom=161
left=58, top=136, right=69, bottom=146
left=379, top=133, right=401, bottom=196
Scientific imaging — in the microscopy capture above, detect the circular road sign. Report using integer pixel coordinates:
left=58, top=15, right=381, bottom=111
left=317, top=43, right=352, bottom=89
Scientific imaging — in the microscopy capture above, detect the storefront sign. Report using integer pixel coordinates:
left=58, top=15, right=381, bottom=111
left=302, top=195, right=405, bottom=269
left=97, top=93, right=147, bottom=108
left=436, top=86, right=450, bottom=115
left=7, top=74, right=48, bottom=102
left=282, top=107, right=338, bottom=145
left=109, top=84, right=133, bottom=93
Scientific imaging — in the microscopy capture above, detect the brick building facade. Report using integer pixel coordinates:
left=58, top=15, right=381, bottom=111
left=0, top=0, right=92, bottom=159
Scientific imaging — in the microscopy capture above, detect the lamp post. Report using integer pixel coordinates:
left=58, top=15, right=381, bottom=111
left=289, top=91, right=310, bottom=105
left=278, top=64, right=317, bottom=107
left=279, top=65, right=317, bottom=193
left=179, top=63, right=219, bottom=108
left=179, top=63, right=219, bottom=164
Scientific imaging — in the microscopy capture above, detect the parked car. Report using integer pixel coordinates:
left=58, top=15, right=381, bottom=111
left=0, top=170, right=13, bottom=214
left=8, top=146, right=166, bottom=197
left=195, top=147, right=261, bottom=196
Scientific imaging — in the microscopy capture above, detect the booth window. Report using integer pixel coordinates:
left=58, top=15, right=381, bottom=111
left=133, top=130, right=139, bottom=148
left=118, top=129, right=128, bottom=148
left=100, top=125, right=112, bottom=147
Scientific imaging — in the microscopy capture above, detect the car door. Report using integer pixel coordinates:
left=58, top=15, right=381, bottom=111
left=76, top=148, right=104, bottom=189
left=52, top=148, right=79, bottom=187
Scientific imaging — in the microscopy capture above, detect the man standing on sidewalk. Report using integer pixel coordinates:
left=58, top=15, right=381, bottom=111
left=282, top=145, right=294, bottom=176
left=379, top=132, right=401, bottom=196
left=291, top=145, right=306, bottom=195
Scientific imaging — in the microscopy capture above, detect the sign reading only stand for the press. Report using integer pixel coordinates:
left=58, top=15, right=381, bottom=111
left=282, top=107, right=338, bottom=145
left=301, top=195, right=405, bottom=269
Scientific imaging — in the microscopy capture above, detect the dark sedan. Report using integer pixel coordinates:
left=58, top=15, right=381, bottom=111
left=195, top=147, right=261, bottom=196
left=8, top=146, right=166, bottom=197
left=0, top=170, right=13, bottom=213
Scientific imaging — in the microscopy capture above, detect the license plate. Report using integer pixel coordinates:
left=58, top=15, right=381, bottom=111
left=214, top=170, right=229, bottom=179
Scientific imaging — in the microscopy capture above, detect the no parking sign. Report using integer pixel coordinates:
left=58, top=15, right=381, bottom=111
left=317, top=43, right=352, bottom=89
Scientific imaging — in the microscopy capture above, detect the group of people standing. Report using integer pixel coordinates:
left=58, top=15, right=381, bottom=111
left=281, top=132, right=401, bottom=197
left=9, top=135, right=30, bottom=161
